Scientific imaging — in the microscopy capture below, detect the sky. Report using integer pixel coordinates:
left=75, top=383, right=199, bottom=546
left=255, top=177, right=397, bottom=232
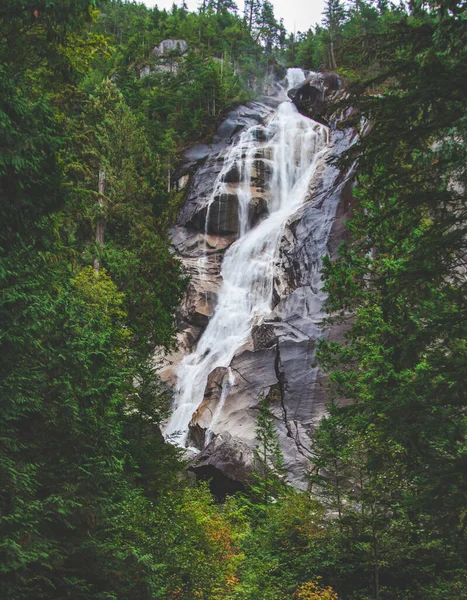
left=141, top=0, right=326, bottom=33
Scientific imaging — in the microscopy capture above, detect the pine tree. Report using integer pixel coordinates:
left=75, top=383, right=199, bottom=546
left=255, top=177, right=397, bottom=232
left=244, top=0, right=263, bottom=33
left=248, top=395, right=287, bottom=513
left=256, top=0, right=280, bottom=53
left=322, top=0, right=347, bottom=68
left=314, top=1, right=467, bottom=596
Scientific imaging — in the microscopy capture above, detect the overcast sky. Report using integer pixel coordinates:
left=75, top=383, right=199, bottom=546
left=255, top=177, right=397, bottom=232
left=141, top=0, right=325, bottom=33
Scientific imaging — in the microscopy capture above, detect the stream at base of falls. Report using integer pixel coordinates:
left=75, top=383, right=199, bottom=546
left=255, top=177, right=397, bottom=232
left=164, top=68, right=331, bottom=446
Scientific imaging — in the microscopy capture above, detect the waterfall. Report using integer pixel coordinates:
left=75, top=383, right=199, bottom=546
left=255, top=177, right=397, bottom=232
left=285, top=67, right=306, bottom=91
left=165, top=69, right=331, bottom=446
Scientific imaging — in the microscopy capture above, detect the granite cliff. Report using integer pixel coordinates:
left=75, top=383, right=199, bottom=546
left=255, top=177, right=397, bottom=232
left=159, top=68, right=356, bottom=494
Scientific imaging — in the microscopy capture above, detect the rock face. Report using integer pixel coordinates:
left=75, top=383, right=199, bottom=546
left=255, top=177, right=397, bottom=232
left=159, top=99, right=275, bottom=392
left=189, top=433, right=253, bottom=499
left=153, top=39, right=188, bottom=57
left=139, top=39, right=188, bottom=77
left=288, top=71, right=343, bottom=125
left=159, top=70, right=355, bottom=495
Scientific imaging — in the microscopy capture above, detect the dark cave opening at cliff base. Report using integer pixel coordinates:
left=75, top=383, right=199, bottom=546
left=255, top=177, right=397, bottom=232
left=188, top=465, right=246, bottom=502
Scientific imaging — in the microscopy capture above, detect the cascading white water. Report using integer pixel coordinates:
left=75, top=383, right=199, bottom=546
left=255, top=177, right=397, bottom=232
left=204, top=367, right=235, bottom=446
left=165, top=69, right=330, bottom=446
left=285, top=67, right=306, bottom=91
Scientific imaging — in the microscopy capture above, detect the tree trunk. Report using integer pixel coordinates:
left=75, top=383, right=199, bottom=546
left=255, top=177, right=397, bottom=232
left=333, top=458, right=343, bottom=519
left=93, top=169, right=106, bottom=272
left=249, top=0, right=254, bottom=31
left=371, top=507, right=380, bottom=600
left=329, top=38, right=337, bottom=69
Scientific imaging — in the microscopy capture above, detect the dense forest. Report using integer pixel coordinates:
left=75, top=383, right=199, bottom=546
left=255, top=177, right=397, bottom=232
left=1, top=0, right=466, bottom=598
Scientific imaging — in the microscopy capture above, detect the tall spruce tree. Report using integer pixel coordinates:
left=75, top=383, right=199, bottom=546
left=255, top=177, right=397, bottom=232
left=322, top=0, right=347, bottom=68
left=314, top=0, right=467, bottom=597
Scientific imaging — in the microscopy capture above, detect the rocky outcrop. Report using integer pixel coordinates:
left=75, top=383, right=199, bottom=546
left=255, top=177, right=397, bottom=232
left=158, top=100, right=276, bottom=392
left=288, top=71, right=343, bottom=125
left=189, top=433, right=253, bottom=499
left=187, top=192, right=240, bottom=235
left=153, top=39, right=188, bottom=57
left=159, top=72, right=356, bottom=495
left=139, top=39, right=188, bottom=77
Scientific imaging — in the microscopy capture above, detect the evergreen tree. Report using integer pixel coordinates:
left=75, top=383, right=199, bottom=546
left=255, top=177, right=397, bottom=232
left=244, top=0, right=263, bottom=33
left=245, top=395, right=287, bottom=518
left=322, top=0, right=347, bottom=68
left=256, top=0, right=280, bottom=53
left=313, top=1, right=467, bottom=596
left=1, top=0, right=467, bottom=598
left=295, top=29, right=317, bottom=69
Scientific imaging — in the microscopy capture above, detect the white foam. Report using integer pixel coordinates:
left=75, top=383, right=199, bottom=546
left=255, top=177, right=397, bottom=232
left=164, top=69, right=330, bottom=445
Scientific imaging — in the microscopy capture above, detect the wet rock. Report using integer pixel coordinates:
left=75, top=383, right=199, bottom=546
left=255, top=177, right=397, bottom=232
left=177, top=100, right=274, bottom=235
left=289, top=82, right=325, bottom=122
left=221, top=164, right=240, bottom=183
left=188, top=423, right=207, bottom=450
left=252, top=323, right=277, bottom=349
left=215, top=103, right=272, bottom=143
left=181, top=143, right=219, bottom=163
left=205, top=366, right=231, bottom=399
left=251, top=159, right=273, bottom=187
left=188, top=366, right=230, bottom=438
left=159, top=74, right=356, bottom=489
left=207, top=193, right=239, bottom=234
left=183, top=193, right=239, bottom=235
left=254, top=147, right=273, bottom=160
left=251, top=126, right=271, bottom=142
left=248, top=195, right=269, bottom=227
left=216, top=119, right=244, bottom=141
left=189, top=300, right=214, bottom=328
left=288, top=71, right=343, bottom=125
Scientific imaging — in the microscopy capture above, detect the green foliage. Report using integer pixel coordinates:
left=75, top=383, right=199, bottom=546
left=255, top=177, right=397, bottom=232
left=0, top=249, right=130, bottom=598
left=311, top=1, right=467, bottom=598
left=91, top=0, right=271, bottom=151
left=65, top=77, right=185, bottom=351
left=228, top=489, right=340, bottom=599
left=0, top=1, right=185, bottom=598
left=2, top=0, right=466, bottom=599
left=248, top=395, right=287, bottom=511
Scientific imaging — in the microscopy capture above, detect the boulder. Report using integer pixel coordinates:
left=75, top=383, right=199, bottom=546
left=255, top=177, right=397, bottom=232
left=221, top=163, right=240, bottom=184
left=289, top=82, right=325, bottom=122
left=288, top=71, right=343, bottom=124
left=189, top=432, right=254, bottom=499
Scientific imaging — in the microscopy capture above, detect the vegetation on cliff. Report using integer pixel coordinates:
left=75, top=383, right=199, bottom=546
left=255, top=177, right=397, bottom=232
left=0, top=0, right=465, bottom=599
